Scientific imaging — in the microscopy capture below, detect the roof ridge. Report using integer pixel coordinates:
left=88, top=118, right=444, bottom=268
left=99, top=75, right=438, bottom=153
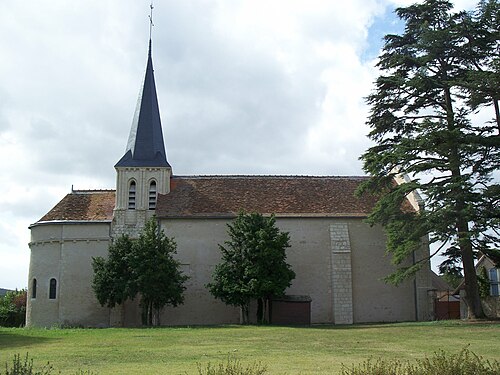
left=72, top=189, right=116, bottom=194
left=172, top=175, right=368, bottom=179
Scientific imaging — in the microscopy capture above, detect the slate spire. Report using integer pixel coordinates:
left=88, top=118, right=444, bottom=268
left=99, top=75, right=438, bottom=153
left=115, top=39, right=170, bottom=168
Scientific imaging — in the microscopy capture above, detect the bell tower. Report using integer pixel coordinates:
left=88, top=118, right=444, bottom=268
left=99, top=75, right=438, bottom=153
left=113, top=39, right=171, bottom=238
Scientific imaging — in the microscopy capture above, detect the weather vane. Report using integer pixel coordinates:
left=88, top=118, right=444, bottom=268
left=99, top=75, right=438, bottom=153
left=149, top=1, right=154, bottom=40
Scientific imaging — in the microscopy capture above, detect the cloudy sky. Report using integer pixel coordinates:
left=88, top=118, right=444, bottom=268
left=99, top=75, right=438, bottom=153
left=0, top=0, right=479, bottom=289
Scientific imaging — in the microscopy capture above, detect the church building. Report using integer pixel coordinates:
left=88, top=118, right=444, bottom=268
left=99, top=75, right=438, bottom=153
left=27, top=38, right=432, bottom=327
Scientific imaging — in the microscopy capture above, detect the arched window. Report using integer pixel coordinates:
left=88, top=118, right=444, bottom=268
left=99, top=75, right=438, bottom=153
left=49, top=278, right=57, bottom=299
left=149, top=180, right=157, bottom=210
left=32, top=278, right=37, bottom=299
left=128, top=180, right=136, bottom=209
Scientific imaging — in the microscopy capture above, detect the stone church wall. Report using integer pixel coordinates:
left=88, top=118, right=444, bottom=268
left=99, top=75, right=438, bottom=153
left=159, top=218, right=241, bottom=325
left=155, top=216, right=432, bottom=326
left=280, top=217, right=431, bottom=324
left=27, top=216, right=431, bottom=327
left=27, top=222, right=111, bottom=327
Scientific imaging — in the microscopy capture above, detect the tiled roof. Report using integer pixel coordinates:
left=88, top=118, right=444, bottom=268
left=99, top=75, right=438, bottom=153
left=36, top=176, right=385, bottom=222
left=156, top=176, right=377, bottom=218
left=38, top=190, right=116, bottom=222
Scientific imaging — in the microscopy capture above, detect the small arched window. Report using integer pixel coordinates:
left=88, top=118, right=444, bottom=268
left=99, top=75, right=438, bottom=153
left=149, top=180, right=157, bottom=210
left=128, top=180, right=136, bottom=209
left=49, top=278, right=57, bottom=300
left=32, top=278, right=37, bottom=299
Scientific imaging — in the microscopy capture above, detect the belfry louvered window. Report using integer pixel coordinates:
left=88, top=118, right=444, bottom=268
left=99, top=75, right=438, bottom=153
left=128, top=180, right=136, bottom=209
left=149, top=180, right=157, bottom=210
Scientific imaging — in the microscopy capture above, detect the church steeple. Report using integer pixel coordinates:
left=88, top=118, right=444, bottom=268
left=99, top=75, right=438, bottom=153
left=115, top=40, right=170, bottom=168
left=113, top=31, right=172, bottom=232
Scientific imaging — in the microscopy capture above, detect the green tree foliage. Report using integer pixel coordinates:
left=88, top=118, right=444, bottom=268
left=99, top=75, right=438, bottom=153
left=92, top=235, right=135, bottom=308
left=359, top=0, right=499, bottom=319
left=460, top=0, right=500, bottom=129
left=207, top=212, right=295, bottom=324
left=131, top=218, right=188, bottom=326
left=440, top=268, right=463, bottom=290
left=0, top=290, right=26, bottom=327
left=477, top=266, right=491, bottom=298
left=92, top=218, right=188, bottom=326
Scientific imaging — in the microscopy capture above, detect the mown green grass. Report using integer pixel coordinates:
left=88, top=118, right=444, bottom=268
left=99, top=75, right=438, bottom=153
left=0, top=321, right=499, bottom=374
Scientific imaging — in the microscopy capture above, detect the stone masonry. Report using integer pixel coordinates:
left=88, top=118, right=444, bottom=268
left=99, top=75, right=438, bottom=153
left=330, top=222, right=354, bottom=324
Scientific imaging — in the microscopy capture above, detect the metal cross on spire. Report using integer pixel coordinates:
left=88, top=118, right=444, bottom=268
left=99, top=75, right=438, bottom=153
left=149, top=1, right=154, bottom=41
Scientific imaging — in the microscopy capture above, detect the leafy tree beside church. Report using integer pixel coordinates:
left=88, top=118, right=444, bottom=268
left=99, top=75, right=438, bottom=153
left=207, top=212, right=295, bottom=324
left=359, top=0, right=499, bottom=319
left=92, top=217, right=188, bottom=326
left=0, top=289, right=26, bottom=327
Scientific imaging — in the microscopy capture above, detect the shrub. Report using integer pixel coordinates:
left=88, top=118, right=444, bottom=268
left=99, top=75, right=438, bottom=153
left=0, top=290, right=27, bottom=327
left=408, top=347, right=500, bottom=375
left=341, top=347, right=500, bottom=375
left=197, top=357, right=267, bottom=375
left=1, top=353, right=97, bottom=375
left=341, top=357, right=406, bottom=375
left=2, top=353, right=53, bottom=375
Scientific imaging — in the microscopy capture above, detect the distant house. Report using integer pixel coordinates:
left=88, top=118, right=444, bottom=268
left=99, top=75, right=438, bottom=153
left=457, top=255, right=500, bottom=319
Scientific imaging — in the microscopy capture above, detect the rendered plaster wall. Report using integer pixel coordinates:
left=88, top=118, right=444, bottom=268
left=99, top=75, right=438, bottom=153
left=27, top=223, right=111, bottom=327
left=27, top=215, right=432, bottom=327
left=155, top=217, right=432, bottom=326
left=279, top=218, right=431, bottom=324
left=414, top=235, right=432, bottom=321
left=157, top=218, right=240, bottom=325
left=348, top=220, right=431, bottom=323
left=273, top=218, right=334, bottom=323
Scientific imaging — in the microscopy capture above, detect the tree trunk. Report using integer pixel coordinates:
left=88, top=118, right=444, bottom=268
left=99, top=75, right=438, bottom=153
left=450, top=149, right=485, bottom=319
left=240, top=305, right=249, bottom=324
left=263, top=298, right=268, bottom=324
left=458, top=218, right=485, bottom=319
left=155, top=307, right=161, bottom=327
left=268, top=298, right=273, bottom=324
left=451, top=155, right=485, bottom=319
left=443, top=85, right=485, bottom=319
left=257, top=298, right=263, bottom=324
left=493, top=99, right=500, bottom=133
left=148, top=301, right=153, bottom=326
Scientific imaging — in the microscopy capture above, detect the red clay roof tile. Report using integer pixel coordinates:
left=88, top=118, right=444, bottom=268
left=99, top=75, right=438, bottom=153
left=38, top=190, right=115, bottom=222
left=156, top=176, right=377, bottom=218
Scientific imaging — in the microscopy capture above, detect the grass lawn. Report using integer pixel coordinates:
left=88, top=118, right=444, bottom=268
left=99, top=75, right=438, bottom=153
left=0, top=321, right=499, bottom=374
